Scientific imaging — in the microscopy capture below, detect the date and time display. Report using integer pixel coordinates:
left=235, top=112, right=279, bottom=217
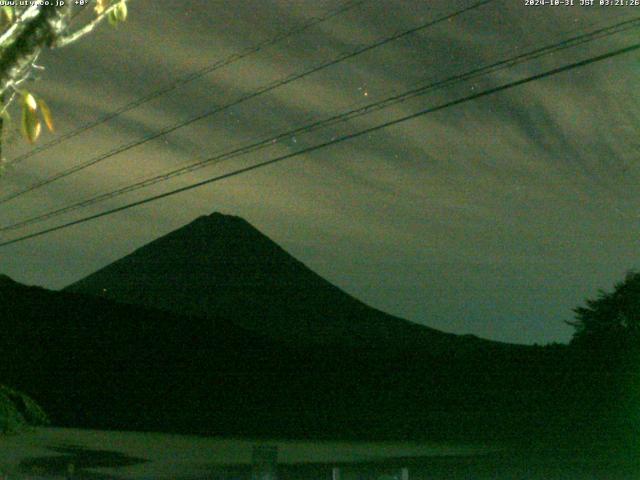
left=525, top=0, right=639, bottom=5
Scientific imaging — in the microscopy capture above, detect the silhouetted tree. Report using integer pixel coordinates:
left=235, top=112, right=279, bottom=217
left=568, top=270, right=640, bottom=352
left=0, top=385, right=48, bottom=433
left=559, top=271, right=640, bottom=449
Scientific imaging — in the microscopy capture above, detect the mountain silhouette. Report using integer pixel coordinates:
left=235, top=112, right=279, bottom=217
left=1, top=207, right=617, bottom=443
left=65, top=212, right=500, bottom=356
left=0, top=214, right=629, bottom=445
left=2, top=273, right=607, bottom=444
left=2, top=276, right=415, bottom=436
left=0, top=274, right=547, bottom=440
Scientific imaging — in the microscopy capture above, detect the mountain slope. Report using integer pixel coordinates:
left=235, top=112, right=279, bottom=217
left=1, top=275, right=564, bottom=440
left=0, top=213, right=627, bottom=444
left=0, top=276, right=410, bottom=437
left=65, top=213, right=502, bottom=355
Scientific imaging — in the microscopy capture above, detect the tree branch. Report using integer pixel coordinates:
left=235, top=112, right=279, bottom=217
left=0, top=5, right=40, bottom=46
left=54, top=1, right=124, bottom=48
left=0, top=5, right=72, bottom=97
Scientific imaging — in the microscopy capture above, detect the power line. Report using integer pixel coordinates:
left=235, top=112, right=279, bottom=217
left=1, top=41, right=637, bottom=248
left=0, top=0, right=495, bottom=206
left=5, top=0, right=371, bottom=167
left=2, top=16, right=637, bottom=233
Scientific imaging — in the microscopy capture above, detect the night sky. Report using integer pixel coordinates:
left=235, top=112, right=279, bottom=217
left=0, top=0, right=637, bottom=344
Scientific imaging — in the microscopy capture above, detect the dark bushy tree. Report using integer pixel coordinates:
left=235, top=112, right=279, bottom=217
left=568, top=270, right=640, bottom=351
left=563, top=271, right=640, bottom=450
left=0, top=385, right=48, bottom=433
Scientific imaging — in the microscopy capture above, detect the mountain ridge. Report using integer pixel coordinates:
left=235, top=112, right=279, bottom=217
left=66, top=212, right=509, bottom=354
left=0, top=215, right=625, bottom=444
left=1, top=275, right=573, bottom=441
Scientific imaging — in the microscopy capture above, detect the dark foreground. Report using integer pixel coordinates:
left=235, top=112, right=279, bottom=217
left=0, top=428, right=638, bottom=480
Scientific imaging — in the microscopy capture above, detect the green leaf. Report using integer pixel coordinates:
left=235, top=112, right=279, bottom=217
left=0, top=6, right=14, bottom=26
left=37, top=98, right=54, bottom=132
left=94, top=0, right=108, bottom=15
left=108, top=1, right=127, bottom=27
left=24, top=92, right=37, bottom=111
left=108, top=9, right=119, bottom=27
left=115, top=1, right=128, bottom=22
left=21, top=94, right=41, bottom=143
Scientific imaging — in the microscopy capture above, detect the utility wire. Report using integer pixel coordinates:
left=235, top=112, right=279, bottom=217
left=2, top=16, right=637, bottom=233
left=5, top=0, right=371, bottom=167
left=0, top=0, right=495, bottom=206
left=1, top=41, right=637, bottom=248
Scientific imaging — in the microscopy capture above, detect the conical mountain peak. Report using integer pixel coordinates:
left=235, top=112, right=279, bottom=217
left=65, top=213, right=472, bottom=352
left=191, top=211, right=248, bottom=228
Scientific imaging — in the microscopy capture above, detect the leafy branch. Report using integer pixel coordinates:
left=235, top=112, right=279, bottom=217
left=0, top=1, right=130, bottom=150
